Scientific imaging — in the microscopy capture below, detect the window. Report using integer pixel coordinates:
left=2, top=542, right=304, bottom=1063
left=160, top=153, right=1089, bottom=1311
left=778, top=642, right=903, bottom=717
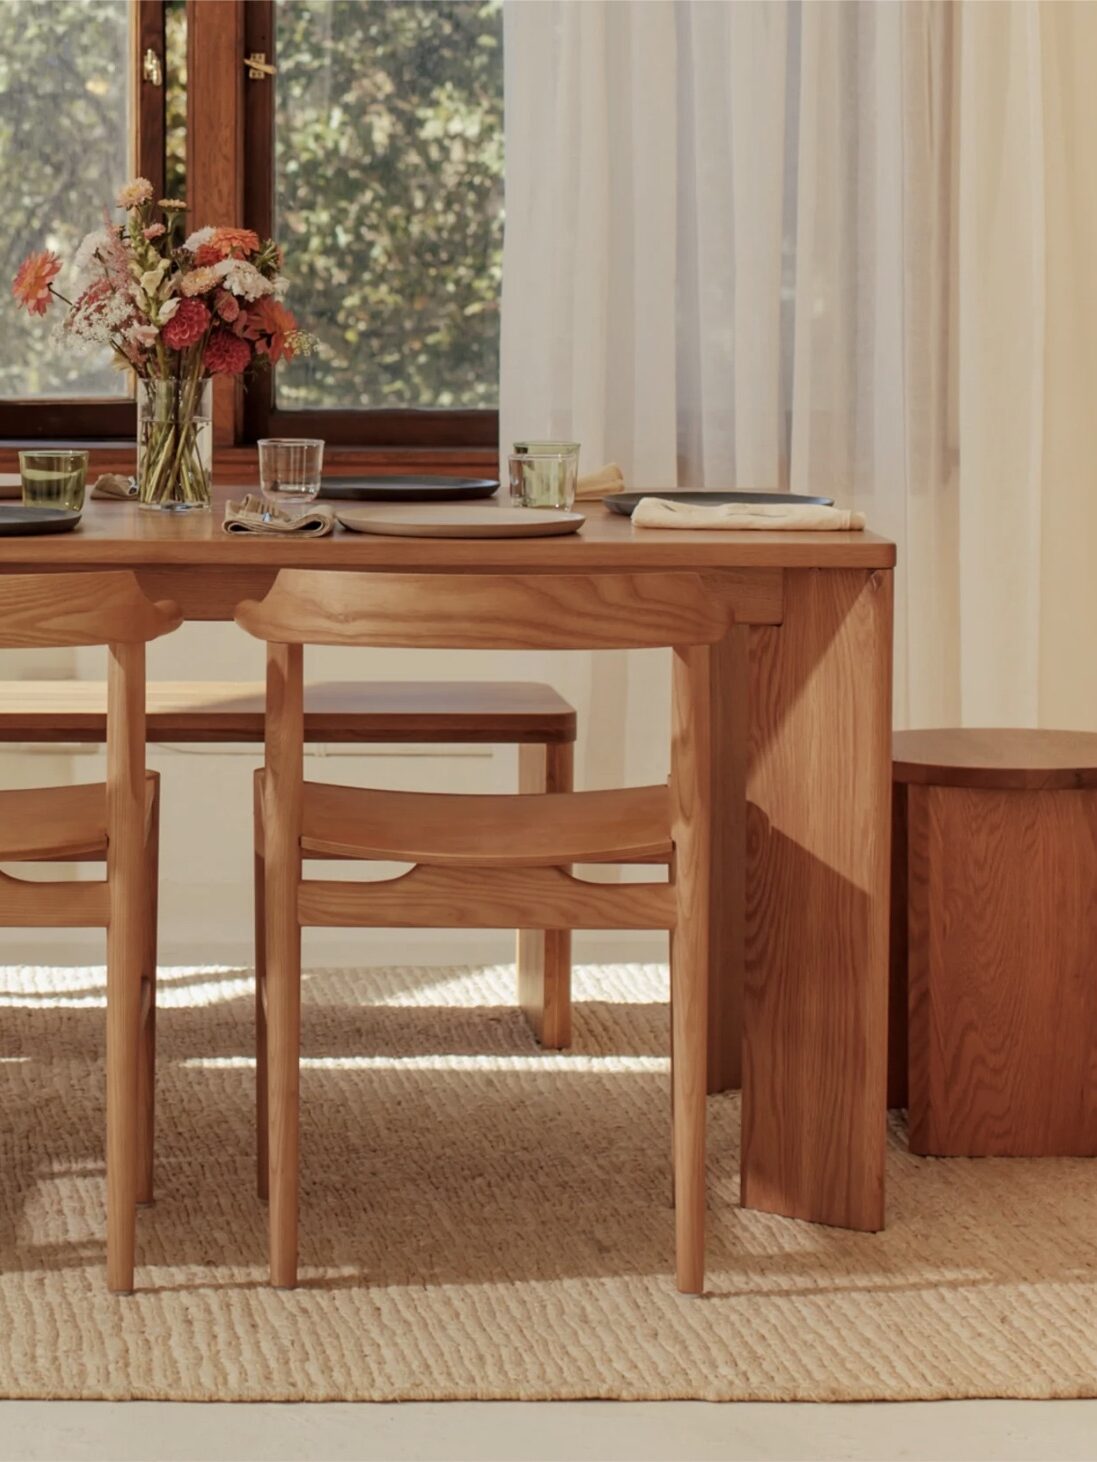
left=0, top=0, right=500, bottom=451
left=0, top=0, right=167, bottom=439
left=245, top=0, right=503, bottom=447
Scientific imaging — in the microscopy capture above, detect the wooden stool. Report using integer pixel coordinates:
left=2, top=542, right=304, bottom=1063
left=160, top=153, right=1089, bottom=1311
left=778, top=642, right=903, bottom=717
left=890, top=729, right=1097, bottom=1156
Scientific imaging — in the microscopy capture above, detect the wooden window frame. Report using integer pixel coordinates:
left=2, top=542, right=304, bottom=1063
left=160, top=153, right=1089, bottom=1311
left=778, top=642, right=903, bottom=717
left=240, top=0, right=498, bottom=451
left=0, top=0, right=166, bottom=443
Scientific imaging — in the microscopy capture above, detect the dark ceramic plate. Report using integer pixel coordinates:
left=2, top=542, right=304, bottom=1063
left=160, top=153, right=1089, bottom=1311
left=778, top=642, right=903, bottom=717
left=0, top=506, right=82, bottom=535
left=606, top=490, right=835, bottom=517
left=318, top=476, right=499, bottom=503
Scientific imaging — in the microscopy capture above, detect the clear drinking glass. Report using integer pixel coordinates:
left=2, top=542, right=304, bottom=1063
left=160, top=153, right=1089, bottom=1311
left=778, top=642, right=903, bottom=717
left=508, top=450, right=578, bottom=511
left=258, top=437, right=325, bottom=508
left=19, top=450, right=88, bottom=511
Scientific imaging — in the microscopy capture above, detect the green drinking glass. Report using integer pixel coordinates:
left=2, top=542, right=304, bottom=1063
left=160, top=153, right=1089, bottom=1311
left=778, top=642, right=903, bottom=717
left=19, top=450, right=89, bottom=512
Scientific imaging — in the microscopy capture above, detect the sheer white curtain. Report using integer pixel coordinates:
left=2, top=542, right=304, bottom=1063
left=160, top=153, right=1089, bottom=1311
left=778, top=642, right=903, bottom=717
left=501, top=0, right=1097, bottom=733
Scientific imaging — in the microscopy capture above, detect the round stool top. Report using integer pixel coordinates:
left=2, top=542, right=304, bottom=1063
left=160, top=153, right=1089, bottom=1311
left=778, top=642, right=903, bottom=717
left=893, top=728, right=1097, bottom=790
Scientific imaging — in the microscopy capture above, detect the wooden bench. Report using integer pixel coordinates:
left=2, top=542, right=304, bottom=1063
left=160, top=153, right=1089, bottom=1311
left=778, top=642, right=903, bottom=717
left=0, top=678, right=578, bottom=1047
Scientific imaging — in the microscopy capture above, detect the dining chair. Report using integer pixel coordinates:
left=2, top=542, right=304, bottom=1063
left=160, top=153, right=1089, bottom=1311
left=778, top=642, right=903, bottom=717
left=0, top=572, right=181, bottom=1292
left=237, top=569, right=732, bottom=1294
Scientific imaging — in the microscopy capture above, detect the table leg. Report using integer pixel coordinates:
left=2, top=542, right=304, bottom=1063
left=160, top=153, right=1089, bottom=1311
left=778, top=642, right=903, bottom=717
left=740, top=568, right=892, bottom=1232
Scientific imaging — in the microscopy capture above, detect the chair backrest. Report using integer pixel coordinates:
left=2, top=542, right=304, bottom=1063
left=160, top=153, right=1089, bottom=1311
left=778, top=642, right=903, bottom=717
left=0, top=571, right=181, bottom=648
left=235, top=570, right=731, bottom=651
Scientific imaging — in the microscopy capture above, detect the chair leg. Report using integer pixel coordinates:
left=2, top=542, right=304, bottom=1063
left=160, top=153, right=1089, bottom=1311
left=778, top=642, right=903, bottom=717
left=265, top=820, right=301, bottom=1289
left=136, top=782, right=160, bottom=1206
left=671, top=920, right=707, bottom=1293
left=670, top=645, right=713, bottom=1296
left=516, top=741, right=574, bottom=1047
left=254, top=774, right=269, bottom=1202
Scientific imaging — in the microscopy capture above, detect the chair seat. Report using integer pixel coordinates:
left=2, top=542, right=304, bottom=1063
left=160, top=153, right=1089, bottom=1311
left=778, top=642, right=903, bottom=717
left=0, top=680, right=577, bottom=745
left=0, top=775, right=157, bottom=860
left=297, top=780, right=672, bottom=867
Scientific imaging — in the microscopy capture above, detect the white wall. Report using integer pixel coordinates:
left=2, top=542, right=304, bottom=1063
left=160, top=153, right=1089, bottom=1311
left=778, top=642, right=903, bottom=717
left=0, top=627, right=672, bottom=971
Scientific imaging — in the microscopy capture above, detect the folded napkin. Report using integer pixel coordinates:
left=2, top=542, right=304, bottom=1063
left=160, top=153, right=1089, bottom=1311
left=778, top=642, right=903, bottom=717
left=91, top=473, right=138, bottom=500
left=575, top=462, right=625, bottom=500
left=223, top=494, right=335, bottom=536
left=632, top=498, right=866, bottom=532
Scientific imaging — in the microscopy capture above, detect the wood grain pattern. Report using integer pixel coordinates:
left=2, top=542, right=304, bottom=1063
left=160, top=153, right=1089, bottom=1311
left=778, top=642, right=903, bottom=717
left=299, top=781, right=670, bottom=866
left=0, top=679, right=577, bottom=745
left=516, top=742, right=574, bottom=1048
left=0, top=496, right=894, bottom=573
left=670, top=645, right=713, bottom=1293
left=188, top=0, right=245, bottom=445
left=298, top=866, right=676, bottom=932
left=887, top=780, right=909, bottom=1109
left=907, top=783, right=1097, bottom=1156
left=261, top=642, right=304, bottom=1287
left=705, top=626, right=746, bottom=1095
left=740, top=568, right=892, bottom=1233
left=0, top=573, right=180, bottom=648
left=137, top=775, right=160, bottom=1206
left=104, top=640, right=147, bottom=1293
left=894, top=727, right=1097, bottom=790
left=237, top=571, right=737, bottom=649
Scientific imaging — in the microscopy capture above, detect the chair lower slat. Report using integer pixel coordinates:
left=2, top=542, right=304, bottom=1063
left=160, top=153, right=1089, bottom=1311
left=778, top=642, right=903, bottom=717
left=0, top=872, right=110, bottom=926
left=298, top=865, right=675, bottom=931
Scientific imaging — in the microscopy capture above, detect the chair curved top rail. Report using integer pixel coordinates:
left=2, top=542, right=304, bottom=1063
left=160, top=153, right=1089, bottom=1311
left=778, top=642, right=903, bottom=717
left=235, top=570, right=732, bottom=650
left=0, top=572, right=182, bottom=648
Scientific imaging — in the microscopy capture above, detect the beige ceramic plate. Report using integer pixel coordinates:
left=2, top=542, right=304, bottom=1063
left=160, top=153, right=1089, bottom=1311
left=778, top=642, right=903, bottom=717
left=335, top=505, right=585, bottom=539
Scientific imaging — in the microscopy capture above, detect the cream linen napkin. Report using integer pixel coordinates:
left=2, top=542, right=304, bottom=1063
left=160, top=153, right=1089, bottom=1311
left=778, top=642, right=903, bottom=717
left=91, top=473, right=138, bottom=500
left=632, top=498, right=865, bottom=531
left=575, top=462, right=625, bottom=500
left=223, top=493, right=335, bottom=536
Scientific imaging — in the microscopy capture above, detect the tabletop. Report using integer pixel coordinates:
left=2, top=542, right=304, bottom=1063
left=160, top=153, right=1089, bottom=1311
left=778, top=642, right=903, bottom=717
left=0, top=489, right=896, bottom=572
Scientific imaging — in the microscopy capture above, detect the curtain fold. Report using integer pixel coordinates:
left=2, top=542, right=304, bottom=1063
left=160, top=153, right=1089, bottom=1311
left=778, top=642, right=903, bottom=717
left=502, top=0, right=1097, bottom=732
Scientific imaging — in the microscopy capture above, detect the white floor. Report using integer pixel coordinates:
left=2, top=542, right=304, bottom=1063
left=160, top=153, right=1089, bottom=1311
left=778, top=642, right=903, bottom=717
left=1, top=1401, right=1096, bottom=1462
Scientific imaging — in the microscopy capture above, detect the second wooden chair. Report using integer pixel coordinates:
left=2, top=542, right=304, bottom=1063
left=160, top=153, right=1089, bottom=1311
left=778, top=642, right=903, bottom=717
left=237, top=568, right=733, bottom=1295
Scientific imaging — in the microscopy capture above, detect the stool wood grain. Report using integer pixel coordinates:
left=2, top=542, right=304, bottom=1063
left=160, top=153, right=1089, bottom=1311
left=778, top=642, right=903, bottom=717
left=892, top=728, right=1097, bottom=1156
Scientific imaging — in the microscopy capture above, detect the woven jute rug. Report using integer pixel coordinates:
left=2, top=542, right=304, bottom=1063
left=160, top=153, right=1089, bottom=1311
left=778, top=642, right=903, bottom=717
left=0, top=960, right=1095, bottom=1402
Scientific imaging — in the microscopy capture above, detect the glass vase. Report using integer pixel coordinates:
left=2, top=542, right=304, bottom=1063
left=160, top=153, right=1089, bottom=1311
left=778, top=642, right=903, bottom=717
left=137, top=378, right=213, bottom=511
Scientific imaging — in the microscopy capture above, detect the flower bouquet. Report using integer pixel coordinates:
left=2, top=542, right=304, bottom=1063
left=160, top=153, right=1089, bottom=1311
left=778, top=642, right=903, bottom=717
left=12, top=178, right=308, bottom=510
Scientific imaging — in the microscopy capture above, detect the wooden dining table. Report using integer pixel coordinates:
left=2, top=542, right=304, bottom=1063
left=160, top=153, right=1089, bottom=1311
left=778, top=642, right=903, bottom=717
left=0, top=487, right=895, bottom=1235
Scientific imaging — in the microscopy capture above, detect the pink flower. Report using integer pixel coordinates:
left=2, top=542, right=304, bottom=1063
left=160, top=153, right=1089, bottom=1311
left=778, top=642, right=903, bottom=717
left=204, top=329, right=252, bottom=375
left=116, top=177, right=154, bottom=210
left=161, top=297, right=210, bottom=350
left=12, top=250, right=61, bottom=315
left=143, top=224, right=166, bottom=241
left=214, top=289, right=240, bottom=322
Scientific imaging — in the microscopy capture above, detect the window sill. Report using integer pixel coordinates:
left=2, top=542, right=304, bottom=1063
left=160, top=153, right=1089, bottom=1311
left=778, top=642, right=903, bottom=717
left=0, top=442, right=500, bottom=482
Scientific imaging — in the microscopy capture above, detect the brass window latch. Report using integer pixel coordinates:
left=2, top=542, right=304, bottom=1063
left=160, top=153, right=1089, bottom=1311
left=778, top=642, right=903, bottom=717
left=245, top=52, right=277, bottom=80
left=142, top=48, right=163, bottom=87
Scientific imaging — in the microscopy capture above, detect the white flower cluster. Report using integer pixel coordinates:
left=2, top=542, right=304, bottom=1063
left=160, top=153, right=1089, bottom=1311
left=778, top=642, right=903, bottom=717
left=215, top=257, right=274, bottom=300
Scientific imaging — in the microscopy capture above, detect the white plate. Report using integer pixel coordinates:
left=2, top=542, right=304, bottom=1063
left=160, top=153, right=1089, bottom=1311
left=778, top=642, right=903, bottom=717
left=336, top=505, right=585, bottom=539
left=0, top=474, right=22, bottom=500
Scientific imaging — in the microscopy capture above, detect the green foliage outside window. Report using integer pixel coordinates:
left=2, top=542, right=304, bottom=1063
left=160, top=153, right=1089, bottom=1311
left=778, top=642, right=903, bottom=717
left=275, top=0, right=504, bottom=412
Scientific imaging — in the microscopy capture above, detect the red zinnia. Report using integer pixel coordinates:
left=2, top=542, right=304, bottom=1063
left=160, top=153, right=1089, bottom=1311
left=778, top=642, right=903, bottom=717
left=162, top=297, right=211, bottom=351
left=12, top=250, right=62, bottom=316
left=204, top=329, right=252, bottom=375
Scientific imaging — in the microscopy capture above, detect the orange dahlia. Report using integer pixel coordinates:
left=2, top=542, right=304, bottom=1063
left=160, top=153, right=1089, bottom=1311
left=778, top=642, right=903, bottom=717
left=192, top=227, right=260, bottom=266
left=238, top=296, right=299, bottom=363
left=12, top=250, right=61, bottom=316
